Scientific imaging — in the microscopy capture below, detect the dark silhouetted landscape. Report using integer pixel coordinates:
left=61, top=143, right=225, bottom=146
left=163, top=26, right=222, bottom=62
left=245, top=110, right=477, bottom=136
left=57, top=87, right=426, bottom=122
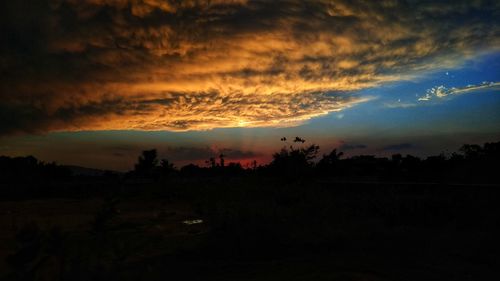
left=1, top=139, right=499, bottom=281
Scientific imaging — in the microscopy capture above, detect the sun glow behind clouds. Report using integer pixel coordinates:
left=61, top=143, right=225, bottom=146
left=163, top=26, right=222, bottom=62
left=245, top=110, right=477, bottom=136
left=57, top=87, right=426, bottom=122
left=0, top=0, right=499, bottom=135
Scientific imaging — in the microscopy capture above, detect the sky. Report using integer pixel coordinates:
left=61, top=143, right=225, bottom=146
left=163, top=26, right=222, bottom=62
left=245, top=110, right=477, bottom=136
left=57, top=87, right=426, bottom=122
left=0, top=0, right=499, bottom=171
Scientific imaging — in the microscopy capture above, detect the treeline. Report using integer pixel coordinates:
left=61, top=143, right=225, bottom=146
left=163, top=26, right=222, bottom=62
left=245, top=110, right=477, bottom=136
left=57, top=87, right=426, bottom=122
left=0, top=156, right=71, bottom=182
left=127, top=138, right=500, bottom=183
left=1, top=139, right=499, bottom=184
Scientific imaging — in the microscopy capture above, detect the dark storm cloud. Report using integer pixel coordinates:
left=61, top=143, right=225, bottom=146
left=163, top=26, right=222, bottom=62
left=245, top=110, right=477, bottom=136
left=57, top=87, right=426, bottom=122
left=163, top=146, right=258, bottom=162
left=1, top=0, right=499, bottom=135
left=382, top=143, right=415, bottom=151
left=104, top=143, right=258, bottom=161
left=103, top=143, right=258, bottom=163
left=338, top=143, right=367, bottom=151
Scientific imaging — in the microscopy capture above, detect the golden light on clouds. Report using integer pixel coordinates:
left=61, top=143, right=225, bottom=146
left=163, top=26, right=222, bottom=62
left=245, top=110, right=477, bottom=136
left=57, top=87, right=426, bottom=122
left=0, top=0, right=499, bottom=135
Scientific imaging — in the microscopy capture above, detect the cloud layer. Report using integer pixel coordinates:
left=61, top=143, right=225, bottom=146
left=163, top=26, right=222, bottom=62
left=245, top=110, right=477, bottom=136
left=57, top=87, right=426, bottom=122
left=107, top=144, right=259, bottom=162
left=1, top=0, right=499, bottom=135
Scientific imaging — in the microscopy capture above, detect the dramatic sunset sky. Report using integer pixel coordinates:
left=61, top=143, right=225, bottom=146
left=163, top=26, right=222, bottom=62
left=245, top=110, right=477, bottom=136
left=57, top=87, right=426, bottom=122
left=1, top=0, right=499, bottom=170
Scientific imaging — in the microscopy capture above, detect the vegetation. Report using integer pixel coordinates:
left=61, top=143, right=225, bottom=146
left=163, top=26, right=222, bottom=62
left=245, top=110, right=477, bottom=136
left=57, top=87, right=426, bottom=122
left=2, top=139, right=499, bottom=187
left=0, top=139, right=499, bottom=280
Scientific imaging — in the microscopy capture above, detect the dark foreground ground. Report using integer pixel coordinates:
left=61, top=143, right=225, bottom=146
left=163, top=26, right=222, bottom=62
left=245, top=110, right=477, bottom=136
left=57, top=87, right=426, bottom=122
left=1, top=178, right=499, bottom=281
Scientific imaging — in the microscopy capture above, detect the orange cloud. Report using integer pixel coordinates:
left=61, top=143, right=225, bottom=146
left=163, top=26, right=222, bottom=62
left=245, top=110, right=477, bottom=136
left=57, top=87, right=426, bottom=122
left=0, top=0, right=499, bottom=135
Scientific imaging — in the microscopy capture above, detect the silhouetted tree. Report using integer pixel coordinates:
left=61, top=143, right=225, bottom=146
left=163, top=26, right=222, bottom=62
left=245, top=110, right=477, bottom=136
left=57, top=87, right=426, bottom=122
left=0, top=155, right=70, bottom=184
left=206, top=157, right=217, bottom=168
left=456, top=141, right=500, bottom=182
left=483, top=141, right=500, bottom=158
left=318, top=149, right=343, bottom=166
left=460, top=144, right=483, bottom=160
left=391, top=154, right=403, bottom=164
left=270, top=137, right=319, bottom=175
left=293, top=136, right=305, bottom=143
left=180, top=164, right=207, bottom=177
left=252, top=160, right=258, bottom=170
left=225, top=162, right=244, bottom=175
left=317, top=149, right=344, bottom=176
left=219, top=154, right=225, bottom=167
left=160, top=159, right=175, bottom=175
left=134, top=149, right=158, bottom=174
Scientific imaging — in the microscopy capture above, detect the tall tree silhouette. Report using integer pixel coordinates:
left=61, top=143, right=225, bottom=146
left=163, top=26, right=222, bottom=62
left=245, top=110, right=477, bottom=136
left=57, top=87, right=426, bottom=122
left=219, top=154, right=225, bottom=167
left=134, top=149, right=158, bottom=174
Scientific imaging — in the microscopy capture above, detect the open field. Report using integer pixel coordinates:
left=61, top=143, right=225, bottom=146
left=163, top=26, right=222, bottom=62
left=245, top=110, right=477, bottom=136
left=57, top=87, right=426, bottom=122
left=1, top=179, right=499, bottom=280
